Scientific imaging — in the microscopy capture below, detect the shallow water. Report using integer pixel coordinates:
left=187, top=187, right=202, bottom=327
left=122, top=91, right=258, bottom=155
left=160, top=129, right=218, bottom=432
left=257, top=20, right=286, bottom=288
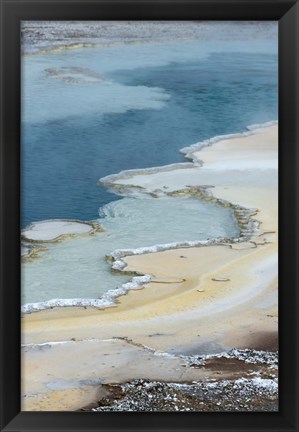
left=21, top=28, right=277, bottom=308
left=22, top=195, right=239, bottom=306
left=21, top=38, right=277, bottom=227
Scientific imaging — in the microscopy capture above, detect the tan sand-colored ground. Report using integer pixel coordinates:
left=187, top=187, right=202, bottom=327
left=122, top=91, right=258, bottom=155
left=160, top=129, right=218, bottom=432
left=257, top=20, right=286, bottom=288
left=21, top=125, right=278, bottom=411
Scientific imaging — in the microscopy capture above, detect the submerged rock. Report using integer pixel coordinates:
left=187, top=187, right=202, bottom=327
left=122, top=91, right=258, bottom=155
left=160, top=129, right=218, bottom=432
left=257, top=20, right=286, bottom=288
left=21, top=219, right=102, bottom=243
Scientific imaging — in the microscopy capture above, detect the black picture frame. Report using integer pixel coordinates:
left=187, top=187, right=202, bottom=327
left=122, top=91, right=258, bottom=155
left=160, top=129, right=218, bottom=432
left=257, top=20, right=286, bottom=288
left=0, top=1, right=298, bottom=431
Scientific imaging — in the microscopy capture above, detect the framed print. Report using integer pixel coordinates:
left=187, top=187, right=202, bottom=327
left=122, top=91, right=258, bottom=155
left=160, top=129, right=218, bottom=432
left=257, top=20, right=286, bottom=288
left=0, top=1, right=298, bottom=431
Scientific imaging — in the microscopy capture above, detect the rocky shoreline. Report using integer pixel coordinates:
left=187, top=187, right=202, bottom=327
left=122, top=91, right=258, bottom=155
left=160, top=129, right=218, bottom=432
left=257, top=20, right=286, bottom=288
left=22, top=125, right=278, bottom=412
left=83, top=377, right=278, bottom=412
left=79, top=348, right=278, bottom=412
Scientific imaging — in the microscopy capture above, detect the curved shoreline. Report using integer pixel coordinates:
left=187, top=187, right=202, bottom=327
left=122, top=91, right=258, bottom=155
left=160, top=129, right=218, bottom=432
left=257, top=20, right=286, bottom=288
left=22, top=123, right=278, bottom=411
left=22, top=219, right=102, bottom=242
left=100, top=121, right=277, bottom=187
left=21, top=219, right=103, bottom=263
left=21, top=123, right=268, bottom=314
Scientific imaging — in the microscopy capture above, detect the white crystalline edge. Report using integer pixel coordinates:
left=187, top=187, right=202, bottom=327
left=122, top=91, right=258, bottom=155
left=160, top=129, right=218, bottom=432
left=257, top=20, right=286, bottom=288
left=109, top=235, right=245, bottom=271
left=99, top=121, right=278, bottom=185
left=110, top=239, right=211, bottom=263
left=21, top=236, right=248, bottom=314
left=21, top=338, right=277, bottom=369
left=21, top=120, right=276, bottom=243
left=21, top=238, right=230, bottom=314
left=21, top=274, right=152, bottom=314
left=22, top=219, right=95, bottom=242
left=21, top=337, right=117, bottom=348
left=103, top=120, right=277, bottom=307
left=21, top=120, right=277, bottom=313
left=180, top=120, right=278, bottom=160
left=246, top=120, right=278, bottom=131
left=120, top=341, right=278, bottom=365
left=99, top=162, right=196, bottom=185
left=21, top=340, right=69, bottom=348
left=137, top=344, right=278, bottom=365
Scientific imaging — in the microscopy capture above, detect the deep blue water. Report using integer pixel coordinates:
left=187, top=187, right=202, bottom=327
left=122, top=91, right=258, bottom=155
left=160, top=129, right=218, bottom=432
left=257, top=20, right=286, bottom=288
left=21, top=49, right=277, bottom=228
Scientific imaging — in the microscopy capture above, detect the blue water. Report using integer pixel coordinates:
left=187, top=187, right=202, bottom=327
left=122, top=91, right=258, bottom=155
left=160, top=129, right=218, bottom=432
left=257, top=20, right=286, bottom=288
left=21, top=40, right=277, bottom=227
left=22, top=195, right=240, bottom=305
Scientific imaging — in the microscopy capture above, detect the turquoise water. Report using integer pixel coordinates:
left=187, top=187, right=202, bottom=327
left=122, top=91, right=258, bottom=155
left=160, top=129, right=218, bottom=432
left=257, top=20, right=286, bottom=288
left=21, top=35, right=277, bottom=308
left=21, top=39, right=277, bottom=227
left=22, top=195, right=239, bottom=306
